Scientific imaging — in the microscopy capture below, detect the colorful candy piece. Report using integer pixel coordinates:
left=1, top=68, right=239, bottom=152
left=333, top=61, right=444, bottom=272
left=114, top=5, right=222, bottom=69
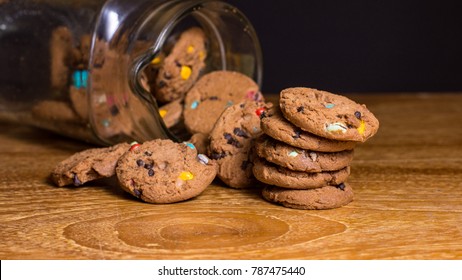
left=198, top=51, right=206, bottom=61
left=191, top=100, right=199, bottom=109
left=325, top=122, right=348, bottom=134
left=357, top=120, right=366, bottom=135
left=187, top=45, right=195, bottom=54
left=325, top=103, right=335, bottom=109
left=288, top=151, right=299, bottom=157
left=129, top=141, right=141, bottom=151
left=72, top=70, right=89, bottom=89
left=179, top=171, right=194, bottom=181
left=197, top=154, right=209, bottom=165
left=159, top=109, right=167, bottom=118
left=101, top=119, right=111, bottom=127
left=183, top=142, right=196, bottom=150
left=255, top=107, right=266, bottom=117
left=151, top=56, right=162, bottom=65
left=180, top=65, right=192, bottom=80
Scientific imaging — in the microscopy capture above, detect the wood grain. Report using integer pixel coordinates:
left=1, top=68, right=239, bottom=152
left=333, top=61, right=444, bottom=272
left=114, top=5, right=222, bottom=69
left=0, top=93, right=461, bottom=259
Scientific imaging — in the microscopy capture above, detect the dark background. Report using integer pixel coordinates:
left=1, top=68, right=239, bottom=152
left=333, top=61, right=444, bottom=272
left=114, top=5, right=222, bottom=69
left=227, top=0, right=462, bottom=94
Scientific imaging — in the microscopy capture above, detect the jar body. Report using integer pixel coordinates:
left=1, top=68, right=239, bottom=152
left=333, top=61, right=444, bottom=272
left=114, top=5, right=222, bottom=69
left=0, top=0, right=262, bottom=145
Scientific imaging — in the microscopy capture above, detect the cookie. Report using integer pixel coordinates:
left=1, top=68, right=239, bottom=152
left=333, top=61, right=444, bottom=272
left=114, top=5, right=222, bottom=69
left=50, top=26, right=73, bottom=91
left=279, top=87, right=379, bottom=142
left=71, top=34, right=92, bottom=68
left=188, top=133, right=209, bottom=155
left=261, top=107, right=357, bottom=152
left=262, top=183, right=354, bottom=210
left=69, top=85, right=89, bottom=121
left=116, top=140, right=217, bottom=204
left=184, top=70, right=263, bottom=135
left=158, top=98, right=183, bottom=128
left=32, top=100, right=82, bottom=123
left=51, top=142, right=130, bottom=187
left=252, top=156, right=350, bottom=189
left=208, top=101, right=270, bottom=188
left=154, top=27, right=208, bottom=102
left=254, top=135, right=354, bottom=172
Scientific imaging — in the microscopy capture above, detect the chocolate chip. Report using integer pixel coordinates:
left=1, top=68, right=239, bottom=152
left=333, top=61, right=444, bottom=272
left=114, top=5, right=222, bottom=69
left=144, top=151, right=152, bottom=156
left=210, top=152, right=226, bottom=160
left=133, top=188, right=142, bottom=197
left=148, top=169, right=155, bottom=176
left=354, top=111, right=362, bottom=119
left=109, top=105, right=119, bottom=116
left=73, top=173, right=82, bottom=186
left=144, top=163, right=153, bottom=169
left=297, top=106, right=304, bottom=113
left=224, top=134, right=242, bottom=148
left=259, top=111, right=268, bottom=119
left=158, top=80, right=166, bottom=88
left=336, top=183, right=346, bottom=191
left=240, top=160, right=251, bottom=170
left=233, top=128, right=249, bottom=138
left=293, top=129, right=302, bottom=139
left=136, top=159, right=144, bottom=167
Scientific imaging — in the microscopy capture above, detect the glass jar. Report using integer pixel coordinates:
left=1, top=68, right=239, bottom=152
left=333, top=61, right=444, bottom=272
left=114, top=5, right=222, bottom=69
left=0, top=0, right=262, bottom=145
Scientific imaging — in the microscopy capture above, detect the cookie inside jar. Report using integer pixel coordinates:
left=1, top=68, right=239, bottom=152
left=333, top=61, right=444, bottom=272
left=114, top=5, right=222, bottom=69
left=120, top=2, right=263, bottom=144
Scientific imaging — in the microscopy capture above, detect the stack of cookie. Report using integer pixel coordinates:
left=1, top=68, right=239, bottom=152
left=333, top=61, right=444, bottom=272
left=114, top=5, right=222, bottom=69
left=253, top=87, right=379, bottom=210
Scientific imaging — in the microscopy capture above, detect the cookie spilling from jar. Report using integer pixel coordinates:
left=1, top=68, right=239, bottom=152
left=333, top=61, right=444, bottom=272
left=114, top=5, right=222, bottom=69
left=50, top=86, right=379, bottom=209
left=51, top=139, right=217, bottom=204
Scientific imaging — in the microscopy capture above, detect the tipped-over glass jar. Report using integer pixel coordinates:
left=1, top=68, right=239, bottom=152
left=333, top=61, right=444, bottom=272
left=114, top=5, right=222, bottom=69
left=0, top=0, right=262, bottom=145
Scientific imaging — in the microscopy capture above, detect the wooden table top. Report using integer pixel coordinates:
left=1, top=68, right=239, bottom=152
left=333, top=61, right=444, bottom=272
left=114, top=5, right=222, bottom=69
left=1, top=92, right=461, bottom=260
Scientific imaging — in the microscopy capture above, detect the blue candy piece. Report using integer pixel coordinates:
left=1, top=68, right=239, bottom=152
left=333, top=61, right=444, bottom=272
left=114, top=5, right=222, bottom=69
left=183, top=142, right=196, bottom=150
left=81, top=70, right=89, bottom=88
left=72, top=70, right=89, bottom=89
left=325, top=103, right=335, bottom=109
left=101, top=119, right=111, bottom=127
left=191, top=100, right=199, bottom=109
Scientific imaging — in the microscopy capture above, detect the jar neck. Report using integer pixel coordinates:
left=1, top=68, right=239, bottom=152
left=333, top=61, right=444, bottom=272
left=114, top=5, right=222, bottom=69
left=88, top=0, right=262, bottom=145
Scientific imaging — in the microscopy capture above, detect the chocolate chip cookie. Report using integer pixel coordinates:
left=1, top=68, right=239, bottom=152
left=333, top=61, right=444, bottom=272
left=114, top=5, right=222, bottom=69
left=208, top=101, right=270, bottom=188
left=279, top=87, right=379, bottom=142
left=154, top=27, right=208, bottom=103
left=262, top=183, right=354, bottom=210
left=254, top=135, right=354, bottom=172
left=183, top=70, right=263, bottom=135
left=116, top=139, right=217, bottom=203
left=252, top=156, right=350, bottom=189
left=51, top=142, right=130, bottom=187
left=261, top=107, right=357, bottom=152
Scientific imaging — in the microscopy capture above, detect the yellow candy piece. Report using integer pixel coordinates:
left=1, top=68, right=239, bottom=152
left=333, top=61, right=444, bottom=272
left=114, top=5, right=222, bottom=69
left=159, top=109, right=167, bottom=118
left=180, top=65, right=192, bottom=80
left=151, top=56, right=161, bottom=65
left=179, top=171, right=194, bottom=181
left=357, top=120, right=366, bottom=135
left=199, top=51, right=206, bottom=61
left=187, top=45, right=195, bottom=54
